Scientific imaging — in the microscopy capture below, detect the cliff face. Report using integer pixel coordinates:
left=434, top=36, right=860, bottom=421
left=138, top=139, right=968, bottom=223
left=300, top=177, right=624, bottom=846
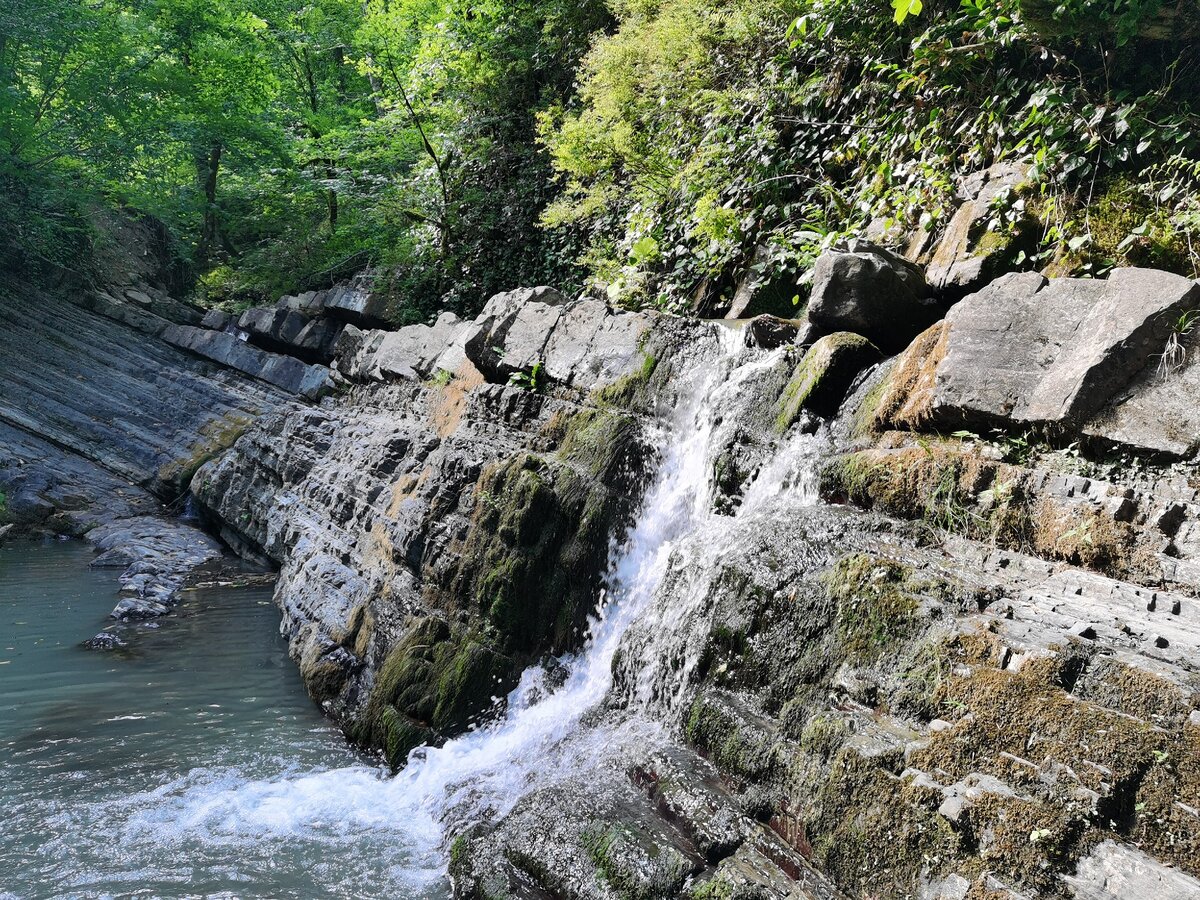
left=441, top=262, right=1200, bottom=899
left=191, top=288, right=715, bottom=762
left=176, top=250, right=1200, bottom=898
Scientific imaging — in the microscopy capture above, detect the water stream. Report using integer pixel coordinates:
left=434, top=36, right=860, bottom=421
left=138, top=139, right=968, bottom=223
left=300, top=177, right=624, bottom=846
left=0, top=334, right=828, bottom=899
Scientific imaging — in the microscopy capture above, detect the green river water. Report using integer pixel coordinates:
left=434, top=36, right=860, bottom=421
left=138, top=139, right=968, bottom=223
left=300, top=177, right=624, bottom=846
left=0, top=541, right=447, bottom=900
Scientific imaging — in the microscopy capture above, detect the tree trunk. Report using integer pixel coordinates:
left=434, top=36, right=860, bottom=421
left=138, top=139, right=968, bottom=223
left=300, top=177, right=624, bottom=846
left=195, top=142, right=222, bottom=265
left=327, top=167, right=339, bottom=232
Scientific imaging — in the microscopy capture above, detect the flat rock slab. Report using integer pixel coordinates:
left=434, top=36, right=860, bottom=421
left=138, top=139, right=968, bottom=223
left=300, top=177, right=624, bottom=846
left=927, top=268, right=1200, bottom=429
left=0, top=287, right=288, bottom=495
left=89, top=515, right=225, bottom=617
left=163, top=324, right=333, bottom=400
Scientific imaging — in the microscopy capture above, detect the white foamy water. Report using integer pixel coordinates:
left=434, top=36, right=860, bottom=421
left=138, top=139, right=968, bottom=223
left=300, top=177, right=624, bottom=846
left=3, top=326, right=832, bottom=899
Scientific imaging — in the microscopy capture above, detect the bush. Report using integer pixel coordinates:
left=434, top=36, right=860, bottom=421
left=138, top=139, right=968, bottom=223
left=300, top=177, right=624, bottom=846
left=539, top=0, right=1200, bottom=310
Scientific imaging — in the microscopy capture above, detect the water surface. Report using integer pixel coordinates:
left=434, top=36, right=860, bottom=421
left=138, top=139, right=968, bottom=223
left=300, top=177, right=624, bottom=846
left=0, top=541, right=446, bottom=900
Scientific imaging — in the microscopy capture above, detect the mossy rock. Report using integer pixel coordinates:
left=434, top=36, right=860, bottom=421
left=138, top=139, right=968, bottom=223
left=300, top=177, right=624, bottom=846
left=904, top=661, right=1200, bottom=887
left=821, top=553, right=920, bottom=660
left=582, top=820, right=694, bottom=900
left=776, top=332, right=882, bottom=429
left=451, top=452, right=625, bottom=656
left=165, top=411, right=253, bottom=496
left=356, top=617, right=512, bottom=767
left=684, top=691, right=782, bottom=782
left=595, top=350, right=658, bottom=408
left=820, top=443, right=1158, bottom=583
left=368, top=391, right=649, bottom=765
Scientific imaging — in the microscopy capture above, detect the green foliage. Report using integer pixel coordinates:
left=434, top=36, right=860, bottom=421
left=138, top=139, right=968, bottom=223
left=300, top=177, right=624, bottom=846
left=892, top=0, right=925, bottom=25
left=4, top=0, right=1196, bottom=319
left=0, top=489, right=9, bottom=525
left=509, top=361, right=547, bottom=393
left=1, top=0, right=608, bottom=320
left=539, top=0, right=1200, bottom=311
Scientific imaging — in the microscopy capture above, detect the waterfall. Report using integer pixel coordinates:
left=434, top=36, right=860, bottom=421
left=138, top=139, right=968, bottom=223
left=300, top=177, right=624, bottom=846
left=385, top=328, right=745, bottom=836
left=106, top=326, right=830, bottom=896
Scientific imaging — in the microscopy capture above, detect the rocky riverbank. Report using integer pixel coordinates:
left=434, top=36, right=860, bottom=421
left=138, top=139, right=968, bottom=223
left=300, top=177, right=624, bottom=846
left=2, top=208, right=1199, bottom=898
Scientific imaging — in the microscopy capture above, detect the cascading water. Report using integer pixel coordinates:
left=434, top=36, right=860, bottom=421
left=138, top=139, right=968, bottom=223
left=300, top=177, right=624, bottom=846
left=3, top=326, right=832, bottom=899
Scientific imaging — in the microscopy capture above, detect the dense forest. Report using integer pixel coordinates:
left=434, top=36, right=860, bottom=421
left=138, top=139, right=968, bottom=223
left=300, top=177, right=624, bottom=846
left=2, top=0, right=1198, bottom=323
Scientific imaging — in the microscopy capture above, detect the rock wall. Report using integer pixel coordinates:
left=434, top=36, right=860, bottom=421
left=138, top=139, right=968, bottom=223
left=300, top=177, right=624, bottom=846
left=442, top=258, right=1200, bottom=900
left=191, top=289, right=710, bottom=763
left=0, top=275, right=303, bottom=624
left=4, top=206, right=1199, bottom=899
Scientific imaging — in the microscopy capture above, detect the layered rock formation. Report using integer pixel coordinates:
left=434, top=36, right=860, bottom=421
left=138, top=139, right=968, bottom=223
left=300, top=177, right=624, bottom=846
left=0, top=277, right=300, bottom=621
left=4, top=211, right=1199, bottom=900
left=433, top=260, right=1200, bottom=900
left=191, top=288, right=699, bottom=761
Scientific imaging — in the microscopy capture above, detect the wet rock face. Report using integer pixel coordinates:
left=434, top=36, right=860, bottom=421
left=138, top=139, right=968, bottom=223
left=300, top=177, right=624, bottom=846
left=459, top=462, right=1194, bottom=897
left=776, top=333, right=882, bottom=425
left=447, top=268, right=1200, bottom=900
left=193, top=294, right=706, bottom=764
left=743, top=315, right=805, bottom=351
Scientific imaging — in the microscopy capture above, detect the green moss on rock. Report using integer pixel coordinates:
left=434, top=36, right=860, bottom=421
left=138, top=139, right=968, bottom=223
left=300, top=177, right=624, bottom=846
left=821, top=443, right=1159, bottom=584
left=822, top=553, right=920, bottom=660
left=807, top=748, right=959, bottom=897
left=776, top=332, right=881, bottom=430
left=363, top=371, right=651, bottom=766
left=596, top=351, right=658, bottom=408
left=684, top=693, right=781, bottom=782
left=356, top=617, right=511, bottom=767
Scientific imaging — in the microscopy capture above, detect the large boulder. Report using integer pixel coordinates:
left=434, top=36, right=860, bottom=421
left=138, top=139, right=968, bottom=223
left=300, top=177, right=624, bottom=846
left=935, top=269, right=1199, bottom=426
left=321, top=283, right=393, bottom=327
left=916, top=161, right=1035, bottom=298
left=873, top=268, right=1200, bottom=444
left=806, top=241, right=940, bottom=352
left=539, top=298, right=650, bottom=389
left=464, top=288, right=567, bottom=383
left=743, top=314, right=811, bottom=351
left=336, top=312, right=469, bottom=382
left=1083, top=324, right=1200, bottom=457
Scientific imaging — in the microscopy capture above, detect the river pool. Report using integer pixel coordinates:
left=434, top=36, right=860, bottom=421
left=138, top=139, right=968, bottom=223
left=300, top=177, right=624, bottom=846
left=0, top=541, right=447, bottom=900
